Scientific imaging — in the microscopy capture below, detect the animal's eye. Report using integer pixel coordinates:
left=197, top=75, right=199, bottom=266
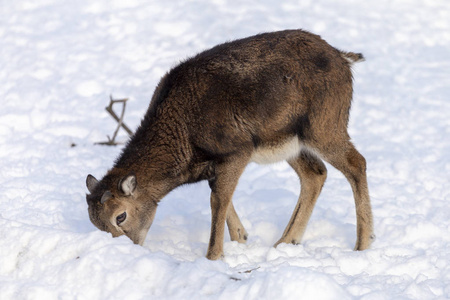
left=116, top=212, right=127, bottom=226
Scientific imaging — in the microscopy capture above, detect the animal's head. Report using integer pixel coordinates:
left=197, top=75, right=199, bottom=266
left=85, top=173, right=158, bottom=245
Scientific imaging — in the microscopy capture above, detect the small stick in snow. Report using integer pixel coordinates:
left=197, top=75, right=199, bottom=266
left=239, top=267, right=260, bottom=274
left=96, top=95, right=133, bottom=145
left=229, top=267, right=261, bottom=281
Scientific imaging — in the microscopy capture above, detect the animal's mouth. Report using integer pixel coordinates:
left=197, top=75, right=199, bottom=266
left=128, top=227, right=150, bottom=246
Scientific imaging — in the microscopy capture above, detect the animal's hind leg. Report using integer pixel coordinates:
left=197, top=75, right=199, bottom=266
left=274, top=151, right=327, bottom=247
left=320, top=142, right=374, bottom=250
left=226, top=202, right=248, bottom=243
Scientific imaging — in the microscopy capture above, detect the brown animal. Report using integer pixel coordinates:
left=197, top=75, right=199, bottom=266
left=86, top=29, right=374, bottom=260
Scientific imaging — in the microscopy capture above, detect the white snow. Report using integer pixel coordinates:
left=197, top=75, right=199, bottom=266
left=1, top=0, right=450, bottom=299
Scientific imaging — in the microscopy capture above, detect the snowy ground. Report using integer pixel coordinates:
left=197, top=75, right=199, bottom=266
left=1, top=0, right=450, bottom=299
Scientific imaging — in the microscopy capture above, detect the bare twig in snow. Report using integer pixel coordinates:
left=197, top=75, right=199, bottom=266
left=229, top=267, right=261, bottom=281
left=96, top=95, right=133, bottom=146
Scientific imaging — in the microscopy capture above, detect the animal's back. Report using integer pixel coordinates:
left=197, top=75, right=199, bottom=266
left=166, top=30, right=354, bottom=155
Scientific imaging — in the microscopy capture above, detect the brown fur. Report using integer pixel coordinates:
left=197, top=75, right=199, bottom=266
left=86, top=29, right=374, bottom=260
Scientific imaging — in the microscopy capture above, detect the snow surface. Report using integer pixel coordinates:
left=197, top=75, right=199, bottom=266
left=1, top=0, right=450, bottom=299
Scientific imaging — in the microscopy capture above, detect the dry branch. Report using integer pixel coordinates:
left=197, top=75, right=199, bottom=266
left=96, top=95, right=133, bottom=145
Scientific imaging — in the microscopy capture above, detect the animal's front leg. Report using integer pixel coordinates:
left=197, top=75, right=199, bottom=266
left=226, top=202, right=248, bottom=243
left=206, top=154, right=250, bottom=260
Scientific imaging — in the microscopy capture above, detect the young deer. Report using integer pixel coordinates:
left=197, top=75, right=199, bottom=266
left=86, top=29, right=374, bottom=260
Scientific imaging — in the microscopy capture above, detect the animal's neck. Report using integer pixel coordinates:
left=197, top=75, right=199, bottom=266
left=114, top=117, right=192, bottom=188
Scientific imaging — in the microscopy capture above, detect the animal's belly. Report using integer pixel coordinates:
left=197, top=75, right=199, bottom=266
left=251, top=137, right=302, bottom=164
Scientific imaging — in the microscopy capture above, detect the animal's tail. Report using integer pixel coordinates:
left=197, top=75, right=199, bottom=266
left=340, top=51, right=365, bottom=64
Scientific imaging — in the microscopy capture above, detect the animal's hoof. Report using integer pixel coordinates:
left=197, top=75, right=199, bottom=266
left=206, top=251, right=224, bottom=260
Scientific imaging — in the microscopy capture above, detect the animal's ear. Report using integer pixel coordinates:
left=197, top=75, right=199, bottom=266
left=86, top=174, right=99, bottom=194
left=119, top=174, right=137, bottom=196
left=101, top=190, right=113, bottom=204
